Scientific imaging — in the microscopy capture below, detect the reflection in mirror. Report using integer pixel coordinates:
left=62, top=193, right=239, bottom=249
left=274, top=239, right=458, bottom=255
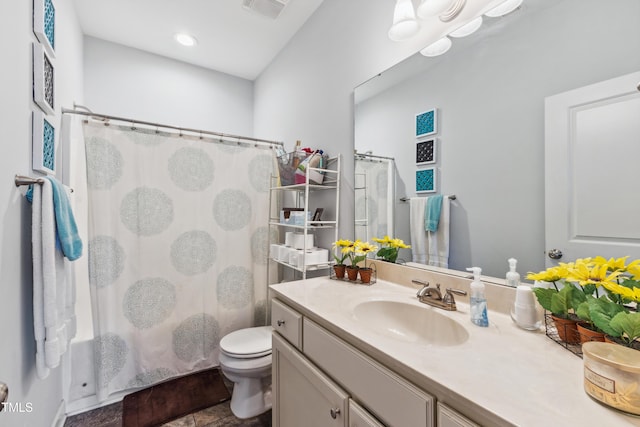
left=354, top=153, right=395, bottom=243
left=354, top=0, right=640, bottom=279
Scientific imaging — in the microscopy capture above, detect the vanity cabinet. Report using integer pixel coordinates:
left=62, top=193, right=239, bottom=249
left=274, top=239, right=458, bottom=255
left=273, top=333, right=349, bottom=426
left=267, top=155, right=340, bottom=280
left=272, top=298, right=435, bottom=427
left=437, top=403, right=480, bottom=427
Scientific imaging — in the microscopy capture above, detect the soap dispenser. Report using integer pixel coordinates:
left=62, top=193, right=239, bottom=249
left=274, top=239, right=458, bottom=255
left=506, top=258, right=521, bottom=288
left=467, top=267, right=489, bottom=327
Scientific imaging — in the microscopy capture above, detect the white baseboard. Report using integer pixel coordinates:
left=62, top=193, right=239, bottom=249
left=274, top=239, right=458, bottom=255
left=51, top=400, right=66, bottom=427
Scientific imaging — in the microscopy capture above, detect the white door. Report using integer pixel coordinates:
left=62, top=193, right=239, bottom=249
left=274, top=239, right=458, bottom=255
left=545, top=71, right=640, bottom=266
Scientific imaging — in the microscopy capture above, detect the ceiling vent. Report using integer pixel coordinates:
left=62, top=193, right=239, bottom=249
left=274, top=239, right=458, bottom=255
left=242, top=0, right=289, bottom=19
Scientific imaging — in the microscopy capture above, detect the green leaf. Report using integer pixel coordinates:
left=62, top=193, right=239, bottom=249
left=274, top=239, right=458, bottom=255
left=533, top=288, right=556, bottom=313
left=589, top=296, right=627, bottom=337
left=549, top=284, right=581, bottom=316
left=610, top=312, right=640, bottom=343
left=576, top=300, right=591, bottom=323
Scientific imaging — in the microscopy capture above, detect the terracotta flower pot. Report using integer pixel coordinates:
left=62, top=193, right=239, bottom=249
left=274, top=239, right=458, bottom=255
left=577, top=322, right=605, bottom=344
left=551, top=315, right=580, bottom=344
left=346, top=266, right=359, bottom=281
left=333, top=264, right=346, bottom=279
left=358, top=267, right=373, bottom=284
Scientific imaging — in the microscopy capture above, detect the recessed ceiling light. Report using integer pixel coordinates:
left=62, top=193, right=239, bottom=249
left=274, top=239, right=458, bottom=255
left=174, top=33, right=198, bottom=47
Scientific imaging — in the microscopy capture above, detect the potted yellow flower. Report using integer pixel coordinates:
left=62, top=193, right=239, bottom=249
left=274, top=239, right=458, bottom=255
left=342, top=240, right=378, bottom=282
left=372, top=236, right=411, bottom=264
left=354, top=241, right=378, bottom=283
left=528, top=256, right=640, bottom=347
left=332, top=239, right=353, bottom=279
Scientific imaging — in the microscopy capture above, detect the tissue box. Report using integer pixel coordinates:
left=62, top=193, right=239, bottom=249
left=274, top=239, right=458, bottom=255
left=280, top=208, right=304, bottom=224
left=289, top=211, right=312, bottom=226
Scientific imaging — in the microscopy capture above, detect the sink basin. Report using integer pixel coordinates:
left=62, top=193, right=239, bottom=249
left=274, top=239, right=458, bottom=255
left=352, top=300, right=469, bottom=346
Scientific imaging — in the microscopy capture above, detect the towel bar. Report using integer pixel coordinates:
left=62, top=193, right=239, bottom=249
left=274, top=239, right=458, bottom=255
left=400, top=195, right=456, bottom=202
left=14, top=174, right=74, bottom=193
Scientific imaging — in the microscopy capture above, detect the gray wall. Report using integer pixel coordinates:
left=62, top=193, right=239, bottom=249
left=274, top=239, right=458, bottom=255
left=84, top=37, right=255, bottom=136
left=0, top=0, right=84, bottom=425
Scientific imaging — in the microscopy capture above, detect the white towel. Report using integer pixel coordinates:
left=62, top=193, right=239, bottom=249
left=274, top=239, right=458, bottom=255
left=32, top=179, right=73, bottom=379
left=409, top=197, right=428, bottom=264
left=427, top=197, right=450, bottom=268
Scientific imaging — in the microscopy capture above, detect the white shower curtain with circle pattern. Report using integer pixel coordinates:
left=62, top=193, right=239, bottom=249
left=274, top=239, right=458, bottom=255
left=82, top=121, right=276, bottom=401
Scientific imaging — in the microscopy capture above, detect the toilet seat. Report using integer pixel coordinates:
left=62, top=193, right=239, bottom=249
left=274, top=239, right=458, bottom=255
left=219, top=352, right=272, bottom=371
left=220, top=326, right=272, bottom=359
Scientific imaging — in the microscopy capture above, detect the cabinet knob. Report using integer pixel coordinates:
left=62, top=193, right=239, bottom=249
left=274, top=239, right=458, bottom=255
left=277, top=320, right=286, bottom=326
left=330, top=408, right=341, bottom=419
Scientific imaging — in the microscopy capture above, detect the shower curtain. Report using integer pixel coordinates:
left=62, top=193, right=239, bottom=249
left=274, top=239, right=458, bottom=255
left=82, top=121, right=276, bottom=401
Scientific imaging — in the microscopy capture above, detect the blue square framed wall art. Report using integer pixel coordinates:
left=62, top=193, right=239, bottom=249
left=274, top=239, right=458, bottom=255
left=33, top=43, right=55, bottom=115
left=416, top=139, right=436, bottom=165
left=416, top=168, right=436, bottom=194
left=416, top=108, right=437, bottom=138
left=34, top=0, right=56, bottom=58
left=33, top=110, right=56, bottom=174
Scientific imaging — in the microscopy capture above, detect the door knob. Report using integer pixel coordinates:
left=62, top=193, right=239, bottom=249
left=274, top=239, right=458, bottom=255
left=548, top=249, right=563, bottom=260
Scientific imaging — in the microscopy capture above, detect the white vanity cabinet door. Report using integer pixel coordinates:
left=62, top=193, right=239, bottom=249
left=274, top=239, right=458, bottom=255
left=271, top=298, right=303, bottom=350
left=272, top=332, right=348, bottom=427
left=437, top=403, right=479, bottom=427
left=350, top=399, right=385, bottom=427
left=304, top=318, right=435, bottom=427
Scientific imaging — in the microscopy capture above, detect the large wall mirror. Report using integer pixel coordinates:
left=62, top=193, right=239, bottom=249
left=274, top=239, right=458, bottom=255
left=354, top=0, right=640, bottom=279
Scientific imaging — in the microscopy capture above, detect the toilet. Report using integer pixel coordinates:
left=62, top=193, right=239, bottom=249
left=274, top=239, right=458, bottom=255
left=218, top=326, right=273, bottom=419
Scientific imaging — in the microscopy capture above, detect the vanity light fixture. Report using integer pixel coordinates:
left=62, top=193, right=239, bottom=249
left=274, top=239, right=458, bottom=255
left=174, top=33, right=198, bottom=47
left=388, top=0, right=421, bottom=41
left=417, top=0, right=466, bottom=22
left=484, top=0, right=523, bottom=17
left=420, top=36, right=452, bottom=57
left=449, top=16, right=483, bottom=38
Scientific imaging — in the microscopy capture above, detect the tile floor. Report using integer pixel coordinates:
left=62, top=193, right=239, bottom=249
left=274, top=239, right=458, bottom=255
left=64, top=380, right=272, bottom=427
left=64, top=401, right=271, bottom=427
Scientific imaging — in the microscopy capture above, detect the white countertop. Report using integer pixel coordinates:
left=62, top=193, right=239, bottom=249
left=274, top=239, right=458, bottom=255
left=270, top=277, right=640, bottom=427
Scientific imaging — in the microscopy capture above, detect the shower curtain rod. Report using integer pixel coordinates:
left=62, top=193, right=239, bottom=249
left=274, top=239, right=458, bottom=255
left=61, top=107, right=285, bottom=149
left=354, top=152, right=395, bottom=161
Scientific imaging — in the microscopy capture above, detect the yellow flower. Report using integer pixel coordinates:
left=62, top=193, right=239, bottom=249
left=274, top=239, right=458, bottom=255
left=333, top=239, right=353, bottom=249
left=390, top=238, right=411, bottom=249
left=602, top=282, right=640, bottom=303
left=356, top=241, right=378, bottom=254
left=372, top=235, right=392, bottom=245
left=565, top=263, right=622, bottom=288
left=526, top=266, right=568, bottom=283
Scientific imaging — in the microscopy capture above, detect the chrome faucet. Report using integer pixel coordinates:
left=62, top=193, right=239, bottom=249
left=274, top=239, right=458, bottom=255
left=412, top=280, right=467, bottom=311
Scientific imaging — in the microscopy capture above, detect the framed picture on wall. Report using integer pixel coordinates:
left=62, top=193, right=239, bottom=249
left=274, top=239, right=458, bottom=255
left=33, top=0, right=56, bottom=57
left=416, top=167, right=436, bottom=193
left=416, top=108, right=437, bottom=138
left=33, top=43, right=55, bottom=115
left=32, top=110, right=56, bottom=175
left=416, top=139, right=436, bottom=165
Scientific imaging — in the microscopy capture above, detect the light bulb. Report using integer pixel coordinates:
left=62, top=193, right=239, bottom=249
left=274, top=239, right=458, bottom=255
left=485, top=0, right=523, bottom=17
left=388, top=0, right=420, bottom=41
left=449, top=16, right=483, bottom=38
left=417, top=0, right=454, bottom=19
left=420, top=37, right=452, bottom=57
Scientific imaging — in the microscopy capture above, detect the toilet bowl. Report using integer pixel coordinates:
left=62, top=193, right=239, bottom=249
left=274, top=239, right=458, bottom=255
left=219, top=326, right=273, bottom=419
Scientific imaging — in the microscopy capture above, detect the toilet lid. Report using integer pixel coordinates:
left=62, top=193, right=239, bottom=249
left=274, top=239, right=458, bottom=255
left=220, top=326, right=272, bottom=359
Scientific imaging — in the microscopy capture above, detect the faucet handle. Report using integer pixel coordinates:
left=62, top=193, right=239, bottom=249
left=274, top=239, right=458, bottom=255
left=412, top=279, right=429, bottom=297
left=442, top=288, right=467, bottom=308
